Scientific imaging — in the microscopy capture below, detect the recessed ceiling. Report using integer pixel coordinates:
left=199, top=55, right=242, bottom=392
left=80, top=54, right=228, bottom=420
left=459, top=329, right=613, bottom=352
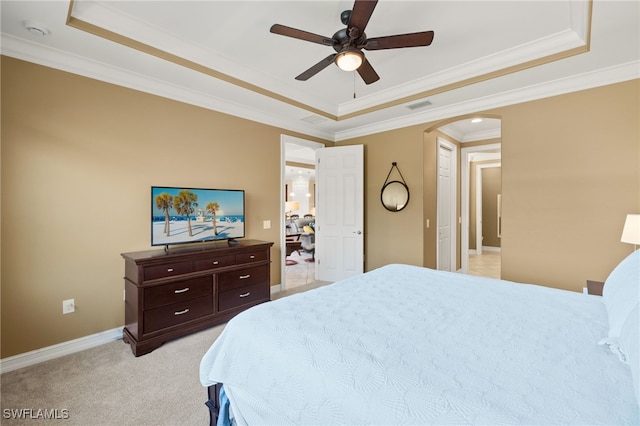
left=286, top=165, right=316, bottom=180
left=1, top=1, right=638, bottom=142
left=439, top=118, right=502, bottom=143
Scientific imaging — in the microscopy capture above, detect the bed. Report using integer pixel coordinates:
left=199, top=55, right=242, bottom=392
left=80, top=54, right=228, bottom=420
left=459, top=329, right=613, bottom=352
left=200, top=251, right=640, bottom=425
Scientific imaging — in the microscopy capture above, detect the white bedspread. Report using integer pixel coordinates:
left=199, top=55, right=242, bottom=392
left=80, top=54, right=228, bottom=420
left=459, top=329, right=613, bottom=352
left=200, top=264, right=639, bottom=425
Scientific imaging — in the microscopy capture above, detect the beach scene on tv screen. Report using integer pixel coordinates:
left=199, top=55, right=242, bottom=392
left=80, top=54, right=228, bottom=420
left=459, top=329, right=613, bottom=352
left=152, top=187, right=244, bottom=245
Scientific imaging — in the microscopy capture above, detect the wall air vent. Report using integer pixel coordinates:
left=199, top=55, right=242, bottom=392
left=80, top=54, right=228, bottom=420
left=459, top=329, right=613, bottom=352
left=300, top=115, right=328, bottom=124
left=405, top=100, right=432, bottom=110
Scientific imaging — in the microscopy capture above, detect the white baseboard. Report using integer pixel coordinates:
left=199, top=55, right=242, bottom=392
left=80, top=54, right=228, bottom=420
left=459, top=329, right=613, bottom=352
left=2, top=284, right=285, bottom=374
left=1, top=327, right=123, bottom=374
left=270, top=283, right=282, bottom=295
left=470, top=247, right=501, bottom=254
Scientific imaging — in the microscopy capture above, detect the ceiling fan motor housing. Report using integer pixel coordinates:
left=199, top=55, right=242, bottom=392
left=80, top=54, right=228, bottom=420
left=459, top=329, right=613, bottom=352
left=340, top=10, right=351, bottom=25
left=332, top=28, right=367, bottom=53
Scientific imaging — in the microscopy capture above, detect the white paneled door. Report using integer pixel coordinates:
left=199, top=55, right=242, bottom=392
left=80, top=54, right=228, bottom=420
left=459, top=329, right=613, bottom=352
left=315, top=145, right=364, bottom=282
left=437, top=138, right=457, bottom=271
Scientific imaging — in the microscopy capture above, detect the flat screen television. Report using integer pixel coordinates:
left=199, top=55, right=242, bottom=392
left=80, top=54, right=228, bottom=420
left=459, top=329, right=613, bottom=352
left=151, top=186, right=245, bottom=248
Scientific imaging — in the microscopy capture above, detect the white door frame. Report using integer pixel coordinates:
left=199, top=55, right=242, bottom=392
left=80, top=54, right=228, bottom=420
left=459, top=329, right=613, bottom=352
left=460, top=143, right=501, bottom=273
left=436, top=138, right=457, bottom=271
left=475, top=162, right=501, bottom=255
left=280, top=135, right=323, bottom=291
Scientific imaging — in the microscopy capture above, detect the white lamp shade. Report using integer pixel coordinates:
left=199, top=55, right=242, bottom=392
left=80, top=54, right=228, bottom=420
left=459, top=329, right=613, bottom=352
left=285, top=201, right=299, bottom=212
left=621, top=214, right=640, bottom=245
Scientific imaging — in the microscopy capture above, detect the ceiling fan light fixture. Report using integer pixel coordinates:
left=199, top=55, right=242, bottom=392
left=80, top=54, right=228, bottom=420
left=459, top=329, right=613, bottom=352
left=335, top=49, right=363, bottom=71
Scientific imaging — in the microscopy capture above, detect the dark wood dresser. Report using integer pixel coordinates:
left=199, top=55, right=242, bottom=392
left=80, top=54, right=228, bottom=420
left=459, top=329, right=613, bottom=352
left=121, top=239, right=273, bottom=356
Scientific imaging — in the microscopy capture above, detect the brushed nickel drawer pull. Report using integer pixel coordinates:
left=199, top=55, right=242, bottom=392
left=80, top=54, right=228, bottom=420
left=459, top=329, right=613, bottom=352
left=250, top=255, right=255, bottom=259
left=167, top=268, right=174, bottom=272
left=174, top=309, right=189, bottom=315
left=239, top=292, right=251, bottom=298
left=212, top=261, right=219, bottom=265
left=174, top=287, right=190, bottom=294
left=239, top=274, right=251, bottom=279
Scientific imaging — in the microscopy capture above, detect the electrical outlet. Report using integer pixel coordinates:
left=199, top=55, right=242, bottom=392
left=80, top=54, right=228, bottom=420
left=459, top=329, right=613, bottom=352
left=263, top=220, right=271, bottom=229
left=62, top=298, right=75, bottom=314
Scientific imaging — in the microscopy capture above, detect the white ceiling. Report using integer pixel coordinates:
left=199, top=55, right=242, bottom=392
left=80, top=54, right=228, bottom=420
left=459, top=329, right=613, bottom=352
left=1, top=1, right=639, bottom=143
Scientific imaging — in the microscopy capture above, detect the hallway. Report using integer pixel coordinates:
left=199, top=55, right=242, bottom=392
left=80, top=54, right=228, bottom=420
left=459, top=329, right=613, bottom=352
left=468, top=251, right=501, bottom=279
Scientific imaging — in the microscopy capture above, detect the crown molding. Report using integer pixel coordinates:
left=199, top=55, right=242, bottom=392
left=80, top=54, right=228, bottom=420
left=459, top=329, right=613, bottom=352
left=333, top=60, right=640, bottom=141
left=1, top=34, right=335, bottom=141
left=2, top=34, right=638, bottom=143
left=69, top=0, right=591, bottom=123
left=68, top=0, right=339, bottom=117
left=337, top=28, right=586, bottom=117
left=439, top=126, right=502, bottom=143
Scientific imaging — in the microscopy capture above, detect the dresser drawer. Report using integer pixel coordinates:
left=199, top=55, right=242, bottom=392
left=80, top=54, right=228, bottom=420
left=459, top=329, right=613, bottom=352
left=218, top=282, right=268, bottom=312
left=144, top=261, right=193, bottom=281
left=143, top=295, right=213, bottom=334
left=193, top=254, right=234, bottom=272
left=144, top=276, right=212, bottom=309
left=235, top=250, right=267, bottom=264
left=218, top=265, right=268, bottom=292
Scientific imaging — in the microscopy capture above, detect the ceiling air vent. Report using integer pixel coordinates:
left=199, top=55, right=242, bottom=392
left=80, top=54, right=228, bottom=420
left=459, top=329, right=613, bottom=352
left=301, top=115, right=328, bottom=124
left=405, top=100, right=432, bottom=110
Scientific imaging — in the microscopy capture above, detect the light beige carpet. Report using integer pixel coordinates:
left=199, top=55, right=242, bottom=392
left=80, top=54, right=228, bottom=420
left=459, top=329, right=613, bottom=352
left=1, top=281, right=330, bottom=426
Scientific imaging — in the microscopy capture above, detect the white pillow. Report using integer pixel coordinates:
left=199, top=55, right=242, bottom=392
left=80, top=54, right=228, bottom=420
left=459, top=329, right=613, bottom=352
left=603, top=250, right=640, bottom=338
left=618, top=304, right=640, bottom=407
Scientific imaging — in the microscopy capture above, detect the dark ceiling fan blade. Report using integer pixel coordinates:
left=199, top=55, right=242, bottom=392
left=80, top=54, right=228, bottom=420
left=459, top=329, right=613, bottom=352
left=357, top=58, right=380, bottom=85
left=295, top=54, right=337, bottom=81
left=348, top=0, right=378, bottom=35
left=364, top=31, right=435, bottom=50
left=270, top=24, right=335, bottom=46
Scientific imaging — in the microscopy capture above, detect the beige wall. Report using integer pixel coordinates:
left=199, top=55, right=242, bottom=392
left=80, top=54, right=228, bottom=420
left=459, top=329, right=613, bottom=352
left=498, top=81, right=639, bottom=290
left=0, top=57, right=328, bottom=357
left=338, top=126, right=427, bottom=270
left=341, top=80, right=638, bottom=291
left=480, top=167, right=502, bottom=248
left=470, top=162, right=502, bottom=249
left=2, top=55, right=639, bottom=358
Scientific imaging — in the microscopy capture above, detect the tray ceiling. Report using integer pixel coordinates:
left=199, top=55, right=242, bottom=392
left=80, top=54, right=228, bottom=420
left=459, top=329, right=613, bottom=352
left=1, top=1, right=638, bottom=141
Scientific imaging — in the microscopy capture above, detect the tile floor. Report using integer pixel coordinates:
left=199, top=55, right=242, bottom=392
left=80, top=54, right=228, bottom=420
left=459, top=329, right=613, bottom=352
left=283, top=249, right=502, bottom=290
left=467, top=250, right=501, bottom=279
left=284, top=249, right=318, bottom=290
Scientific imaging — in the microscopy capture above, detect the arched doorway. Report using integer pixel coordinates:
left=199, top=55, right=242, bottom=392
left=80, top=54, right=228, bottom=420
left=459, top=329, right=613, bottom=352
left=425, top=115, right=502, bottom=278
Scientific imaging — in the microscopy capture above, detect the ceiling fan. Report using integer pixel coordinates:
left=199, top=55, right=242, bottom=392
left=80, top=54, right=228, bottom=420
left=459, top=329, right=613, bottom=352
left=270, top=0, right=434, bottom=85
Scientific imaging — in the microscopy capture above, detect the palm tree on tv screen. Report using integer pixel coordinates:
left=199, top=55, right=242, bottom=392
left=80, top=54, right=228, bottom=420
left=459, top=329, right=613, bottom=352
left=155, top=193, right=173, bottom=236
left=206, top=202, right=220, bottom=235
left=173, top=190, right=198, bottom=237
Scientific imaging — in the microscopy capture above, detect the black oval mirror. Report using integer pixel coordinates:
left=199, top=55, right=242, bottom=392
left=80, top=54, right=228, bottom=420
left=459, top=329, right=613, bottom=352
left=381, top=180, right=410, bottom=212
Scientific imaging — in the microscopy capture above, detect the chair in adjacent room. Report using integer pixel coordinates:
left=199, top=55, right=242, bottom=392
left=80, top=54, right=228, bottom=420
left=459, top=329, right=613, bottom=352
left=299, top=225, right=315, bottom=261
